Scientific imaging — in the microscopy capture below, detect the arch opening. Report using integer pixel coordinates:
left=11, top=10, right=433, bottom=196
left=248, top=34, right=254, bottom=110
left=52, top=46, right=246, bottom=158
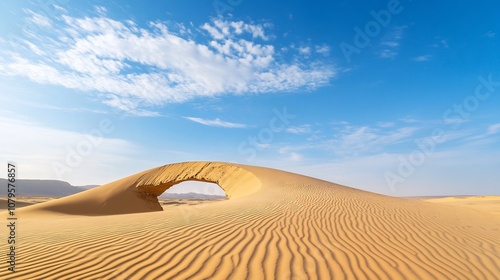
left=159, top=181, right=227, bottom=200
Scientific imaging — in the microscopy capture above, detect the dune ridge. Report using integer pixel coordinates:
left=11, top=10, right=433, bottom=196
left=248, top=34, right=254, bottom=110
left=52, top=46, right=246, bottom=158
left=2, top=161, right=499, bottom=279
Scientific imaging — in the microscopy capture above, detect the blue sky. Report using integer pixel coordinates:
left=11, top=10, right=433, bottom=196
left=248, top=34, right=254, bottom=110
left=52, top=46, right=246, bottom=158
left=1, top=0, right=499, bottom=196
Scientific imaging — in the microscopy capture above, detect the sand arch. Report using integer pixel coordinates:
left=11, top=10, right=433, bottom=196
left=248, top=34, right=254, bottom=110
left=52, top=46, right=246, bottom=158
left=133, top=162, right=261, bottom=199
left=16, top=162, right=262, bottom=216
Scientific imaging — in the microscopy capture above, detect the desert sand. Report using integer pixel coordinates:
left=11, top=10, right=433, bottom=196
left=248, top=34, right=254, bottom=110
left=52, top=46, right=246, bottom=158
left=425, top=195, right=500, bottom=216
left=1, top=161, right=499, bottom=279
left=0, top=199, right=35, bottom=209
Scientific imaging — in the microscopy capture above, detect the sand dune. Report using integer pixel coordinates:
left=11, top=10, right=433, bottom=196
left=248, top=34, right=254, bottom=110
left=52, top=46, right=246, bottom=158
left=2, top=161, right=499, bottom=279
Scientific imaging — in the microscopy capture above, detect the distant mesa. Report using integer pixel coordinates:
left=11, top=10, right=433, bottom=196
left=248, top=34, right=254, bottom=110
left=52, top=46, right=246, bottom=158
left=0, top=178, right=90, bottom=197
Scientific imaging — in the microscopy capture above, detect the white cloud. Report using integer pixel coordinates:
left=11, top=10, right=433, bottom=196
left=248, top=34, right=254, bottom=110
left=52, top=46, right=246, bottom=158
left=383, top=42, right=399, bottom=47
left=1, top=14, right=336, bottom=114
left=379, top=26, right=406, bottom=59
left=95, top=6, right=107, bottom=14
left=289, top=152, right=302, bottom=162
left=487, top=123, right=500, bottom=134
left=377, top=121, right=395, bottom=128
left=315, top=44, right=330, bottom=55
left=201, top=19, right=269, bottom=41
left=328, top=123, right=417, bottom=156
left=461, top=124, right=500, bottom=144
left=440, top=39, right=449, bottom=48
left=399, top=117, right=420, bottom=123
left=414, top=55, right=432, bottom=62
left=285, top=124, right=312, bottom=134
left=184, top=117, right=247, bottom=128
left=24, top=102, right=109, bottom=114
left=270, top=122, right=418, bottom=158
left=298, top=46, right=311, bottom=55
left=379, top=49, right=398, bottom=59
left=54, top=5, right=67, bottom=12
left=485, top=31, right=496, bottom=38
left=443, top=117, right=467, bottom=125
left=24, top=41, right=45, bottom=55
left=277, top=146, right=303, bottom=162
left=26, top=10, right=52, bottom=27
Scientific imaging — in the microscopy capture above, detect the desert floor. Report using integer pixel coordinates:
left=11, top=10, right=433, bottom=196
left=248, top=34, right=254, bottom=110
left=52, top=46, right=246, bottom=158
left=424, top=195, right=500, bottom=216
left=1, top=162, right=499, bottom=280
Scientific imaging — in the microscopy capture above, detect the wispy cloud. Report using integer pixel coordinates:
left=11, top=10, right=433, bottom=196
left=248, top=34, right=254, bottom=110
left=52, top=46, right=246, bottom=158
left=202, top=20, right=269, bottom=40
left=0, top=11, right=336, bottom=115
left=298, top=46, right=311, bottom=55
left=26, top=10, right=52, bottom=27
left=285, top=124, right=312, bottom=134
left=184, top=117, right=247, bottom=128
left=377, top=121, right=395, bottom=128
left=462, top=124, right=500, bottom=143
left=315, top=44, right=330, bottom=55
left=433, top=38, right=449, bottom=48
left=379, top=26, right=406, bottom=59
left=268, top=121, right=419, bottom=158
left=329, top=124, right=417, bottom=155
left=25, top=103, right=109, bottom=114
left=414, top=55, right=432, bottom=62
left=487, top=123, right=500, bottom=134
left=288, top=152, right=302, bottom=162
left=484, top=31, right=496, bottom=38
left=23, top=41, right=45, bottom=55
left=95, top=6, right=107, bottom=14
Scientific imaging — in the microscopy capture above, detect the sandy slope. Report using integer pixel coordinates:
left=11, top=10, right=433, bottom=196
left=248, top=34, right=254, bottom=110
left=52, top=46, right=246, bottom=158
left=1, top=162, right=499, bottom=279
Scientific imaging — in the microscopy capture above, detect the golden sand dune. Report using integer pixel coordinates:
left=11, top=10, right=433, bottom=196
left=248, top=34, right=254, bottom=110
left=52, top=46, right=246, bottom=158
left=2, top=162, right=499, bottom=279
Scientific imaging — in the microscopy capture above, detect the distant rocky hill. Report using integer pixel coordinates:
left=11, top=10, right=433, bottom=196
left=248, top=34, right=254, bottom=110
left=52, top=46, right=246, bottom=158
left=0, top=179, right=91, bottom=197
